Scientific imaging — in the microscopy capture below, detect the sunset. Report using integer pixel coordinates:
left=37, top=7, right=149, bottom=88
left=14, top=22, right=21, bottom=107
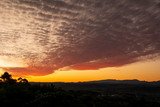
left=0, top=0, right=160, bottom=106
left=25, top=59, right=160, bottom=82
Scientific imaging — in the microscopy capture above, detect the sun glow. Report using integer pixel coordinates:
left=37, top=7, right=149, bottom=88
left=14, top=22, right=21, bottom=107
left=0, top=56, right=27, bottom=68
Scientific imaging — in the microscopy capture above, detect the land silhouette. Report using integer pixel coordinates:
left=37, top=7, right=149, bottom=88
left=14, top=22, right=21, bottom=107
left=0, top=72, right=160, bottom=106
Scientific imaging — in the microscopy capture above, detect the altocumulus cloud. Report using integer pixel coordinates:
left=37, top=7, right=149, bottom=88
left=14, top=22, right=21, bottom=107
left=0, top=0, right=160, bottom=76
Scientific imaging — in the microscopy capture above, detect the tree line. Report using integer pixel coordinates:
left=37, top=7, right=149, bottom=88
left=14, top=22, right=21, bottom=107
left=0, top=72, right=28, bottom=84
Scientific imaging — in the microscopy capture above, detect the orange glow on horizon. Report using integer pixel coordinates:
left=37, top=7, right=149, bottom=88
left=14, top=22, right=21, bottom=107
left=23, top=59, right=160, bottom=82
left=0, top=58, right=159, bottom=82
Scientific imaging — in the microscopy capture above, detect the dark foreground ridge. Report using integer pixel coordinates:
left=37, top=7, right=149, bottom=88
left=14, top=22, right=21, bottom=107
left=0, top=72, right=160, bottom=107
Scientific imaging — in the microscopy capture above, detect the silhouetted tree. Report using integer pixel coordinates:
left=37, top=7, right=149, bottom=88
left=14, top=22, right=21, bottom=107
left=18, top=77, right=22, bottom=82
left=0, top=72, right=16, bottom=84
left=1, top=72, right=11, bottom=81
left=18, top=77, right=29, bottom=84
left=0, top=72, right=29, bottom=85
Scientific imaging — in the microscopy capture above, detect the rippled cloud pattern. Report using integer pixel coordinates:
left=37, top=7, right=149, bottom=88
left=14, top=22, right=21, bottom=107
left=0, top=0, right=160, bottom=75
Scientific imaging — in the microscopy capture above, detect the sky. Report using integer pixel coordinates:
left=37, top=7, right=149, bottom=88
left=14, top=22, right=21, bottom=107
left=0, top=0, right=160, bottom=82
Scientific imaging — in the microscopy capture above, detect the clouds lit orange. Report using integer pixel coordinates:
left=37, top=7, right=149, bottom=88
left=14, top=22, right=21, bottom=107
left=0, top=0, right=159, bottom=82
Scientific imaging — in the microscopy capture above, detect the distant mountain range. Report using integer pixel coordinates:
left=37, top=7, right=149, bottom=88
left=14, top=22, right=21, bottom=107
left=84, top=79, right=160, bottom=85
left=31, top=79, right=160, bottom=92
left=32, top=79, right=160, bottom=85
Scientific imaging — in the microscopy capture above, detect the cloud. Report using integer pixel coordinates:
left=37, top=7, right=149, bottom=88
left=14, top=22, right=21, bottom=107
left=2, top=66, right=55, bottom=76
left=0, top=0, right=159, bottom=75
